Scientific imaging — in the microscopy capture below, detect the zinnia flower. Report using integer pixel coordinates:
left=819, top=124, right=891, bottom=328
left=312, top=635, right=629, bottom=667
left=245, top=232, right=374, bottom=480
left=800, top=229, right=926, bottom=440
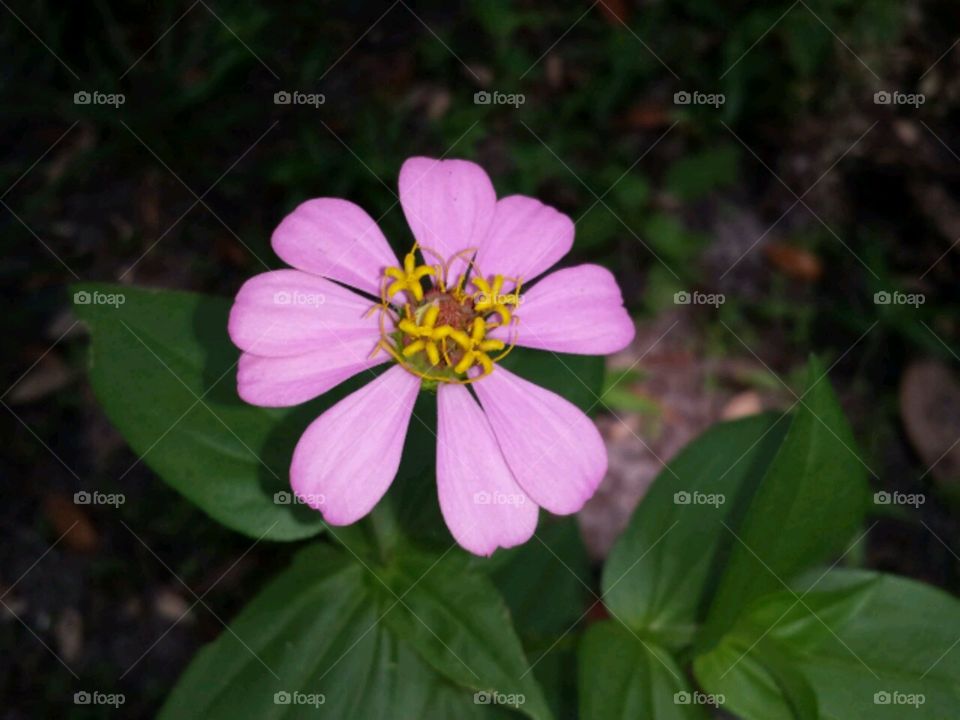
left=228, top=157, right=634, bottom=555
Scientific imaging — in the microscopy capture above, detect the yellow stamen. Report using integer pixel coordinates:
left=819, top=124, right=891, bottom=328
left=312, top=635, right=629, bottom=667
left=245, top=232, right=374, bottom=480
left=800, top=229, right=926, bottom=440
left=473, top=274, right=521, bottom=326
left=449, top=317, right=503, bottom=376
left=384, top=248, right=437, bottom=302
left=397, top=304, right=452, bottom=367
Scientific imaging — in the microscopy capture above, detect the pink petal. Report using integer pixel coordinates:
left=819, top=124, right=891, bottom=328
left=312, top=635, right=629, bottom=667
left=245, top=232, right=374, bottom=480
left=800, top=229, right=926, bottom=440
left=436, top=384, right=539, bottom=556
left=493, top=264, right=635, bottom=354
left=398, top=157, right=497, bottom=266
left=271, top=198, right=398, bottom=296
left=237, top=337, right=389, bottom=407
left=476, top=195, right=574, bottom=283
left=228, top=270, right=384, bottom=357
left=473, top=367, right=607, bottom=515
left=290, top=366, right=420, bottom=525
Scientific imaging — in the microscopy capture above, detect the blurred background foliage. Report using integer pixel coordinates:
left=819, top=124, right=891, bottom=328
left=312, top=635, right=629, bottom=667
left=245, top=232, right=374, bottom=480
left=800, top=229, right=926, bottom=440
left=3, top=0, right=960, bottom=716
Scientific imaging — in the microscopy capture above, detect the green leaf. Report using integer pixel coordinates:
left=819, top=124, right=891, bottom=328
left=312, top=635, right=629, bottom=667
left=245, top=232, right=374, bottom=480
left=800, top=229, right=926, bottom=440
left=750, top=639, right=818, bottom=720
left=501, top=347, right=605, bottom=414
left=161, top=543, right=549, bottom=719
left=700, top=358, right=870, bottom=647
left=602, top=413, right=788, bottom=649
left=471, top=519, right=589, bottom=720
left=378, top=546, right=554, bottom=720
left=488, top=518, right=590, bottom=641
left=694, top=570, right=960, bottom=719
left=579, top=620, right=709, bottom=719
left=72, top=283, right=339, bottom=541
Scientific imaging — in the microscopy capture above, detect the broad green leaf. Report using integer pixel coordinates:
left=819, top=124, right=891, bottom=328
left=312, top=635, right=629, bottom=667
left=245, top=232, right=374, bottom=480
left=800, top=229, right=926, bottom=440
left=488, top=518, right=590, bottom=641
left=579, top=620, right=709, bottom=720
left=602, top=413, right=788, bottom=649
left=695, top=570, right=960, bottom=719
left=378, top=547, right=553, bottom=720
left=479, top=519, right=589, bottom=720
left=72, top=283, right=334, bottom=541
left=692, top=629, right=821, bottom=720
left=525, top=640, right=578, bottom=720
left=161, top=543, right=547, bottom=719
left=750, top=639, right=818, bottom=720
left=700, top=359, right=870, bottom=647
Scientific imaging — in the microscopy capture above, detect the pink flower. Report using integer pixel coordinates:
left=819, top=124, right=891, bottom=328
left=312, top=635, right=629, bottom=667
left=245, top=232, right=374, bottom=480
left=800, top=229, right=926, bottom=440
left=228, top=157, right=634, bottom=555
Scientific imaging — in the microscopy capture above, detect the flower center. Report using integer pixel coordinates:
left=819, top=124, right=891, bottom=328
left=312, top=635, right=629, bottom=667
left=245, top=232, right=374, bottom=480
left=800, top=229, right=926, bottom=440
left=372, top=245, right=522, bottom=385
